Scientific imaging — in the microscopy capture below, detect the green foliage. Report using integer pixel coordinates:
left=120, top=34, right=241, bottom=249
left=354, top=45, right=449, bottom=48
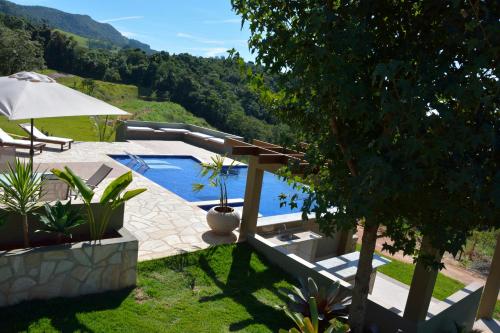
left=0, top=17, right=44, bottom=75
left=0, top=0, right=153, bottom=53
left=0, top=159, right=42, bottom=216
left=193, top=155, right=235, bottom=210
left=282, top=277, right=351, bottom=326
left=0, top=158, right=43, bottom=247
left=279, top=296, right=349, bottom=333
left=51, top=167, right=146, bottom=240
left=117, top=99, right=211, bottom=127
left=0, top=243, right=295, bottom=332
left=34, top=200, right=85, bottom=241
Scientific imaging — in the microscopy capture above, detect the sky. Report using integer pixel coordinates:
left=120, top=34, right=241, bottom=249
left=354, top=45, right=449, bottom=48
left=10, top=0, right=254, bottom=60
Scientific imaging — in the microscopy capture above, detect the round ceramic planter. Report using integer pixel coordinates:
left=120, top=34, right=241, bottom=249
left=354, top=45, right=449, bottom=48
left=206, top=206, right=241, bottom=235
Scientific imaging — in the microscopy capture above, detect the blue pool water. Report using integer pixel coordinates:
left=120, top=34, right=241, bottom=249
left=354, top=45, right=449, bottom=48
left=111, top=155, right=307, bottom=217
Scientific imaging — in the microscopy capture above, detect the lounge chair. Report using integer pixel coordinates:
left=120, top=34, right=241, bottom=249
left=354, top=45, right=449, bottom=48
left=19, top=123, right=73, bottom=151
left=70, top=164, right=113, bottom=198
left=0, top=147, right=16, bottom=172
left=40, top=174, right=69, bottom=202
left=85, top=164, right=113, bottom=189
left=0, top=128, right=45, bottom=153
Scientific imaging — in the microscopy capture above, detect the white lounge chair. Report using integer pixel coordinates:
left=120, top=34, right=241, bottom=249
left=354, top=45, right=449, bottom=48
left=0, top=128, right=45, bottom=153
left=19, top=123, right=73, bottom=151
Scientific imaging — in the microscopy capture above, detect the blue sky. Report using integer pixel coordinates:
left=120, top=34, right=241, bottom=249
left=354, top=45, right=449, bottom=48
left=10, top=0, right=253, bottom=60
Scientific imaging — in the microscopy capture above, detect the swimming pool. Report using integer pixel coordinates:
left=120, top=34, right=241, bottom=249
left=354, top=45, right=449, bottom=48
left=111, top=155, right=307, bottom=217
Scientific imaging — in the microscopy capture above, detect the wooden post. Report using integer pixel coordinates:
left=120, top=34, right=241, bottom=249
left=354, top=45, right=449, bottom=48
left=239, top=156, right=264, bottom=241
left=403, top=236, right=443, bottom=322
left=477, top=233, right=500, bottom=319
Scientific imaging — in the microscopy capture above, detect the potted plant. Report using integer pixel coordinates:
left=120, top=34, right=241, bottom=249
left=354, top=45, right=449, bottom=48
left=193, top=155, right=240, bottom=235
left=51, top=166, right=146, bottom=240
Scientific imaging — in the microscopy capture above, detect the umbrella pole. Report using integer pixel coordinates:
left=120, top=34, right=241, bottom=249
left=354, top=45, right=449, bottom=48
left=30, top=118, right=34, bottom=167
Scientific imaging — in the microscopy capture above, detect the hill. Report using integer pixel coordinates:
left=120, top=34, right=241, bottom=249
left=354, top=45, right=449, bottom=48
left=0, top=0, right=153, bottom=53
left=0, top=71, right=211, bottom=141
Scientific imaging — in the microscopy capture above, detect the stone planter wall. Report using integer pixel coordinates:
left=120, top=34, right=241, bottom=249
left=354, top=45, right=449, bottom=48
left=0, top=228, right=137, bottom=307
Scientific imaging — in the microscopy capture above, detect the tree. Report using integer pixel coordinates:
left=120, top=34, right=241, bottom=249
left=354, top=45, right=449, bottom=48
left=232, top=1, right=498, bottom=331
left=0, top=24, right=44, bottom=75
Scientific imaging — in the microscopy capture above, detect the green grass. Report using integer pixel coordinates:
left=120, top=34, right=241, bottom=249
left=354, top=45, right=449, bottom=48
left=117, top=99, right=211, bottom=128
left=356, top=245, right=500, bottom=319
left=377, top=258, right=465, bottom=301
left=0, top=71, right=210, bottom=142
left=0, top=244, right=294, bottom=332
left=53, top=29, right=90, bottom=48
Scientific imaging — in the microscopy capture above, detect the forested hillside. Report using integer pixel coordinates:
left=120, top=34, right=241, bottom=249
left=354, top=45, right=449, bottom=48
left=0, top=0, right=152, bottom=53
left=0, top=13, right=293, bottom=143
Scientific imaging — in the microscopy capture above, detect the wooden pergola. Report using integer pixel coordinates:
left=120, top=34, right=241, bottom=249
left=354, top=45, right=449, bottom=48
left=225, top=138, right=308, bottom=240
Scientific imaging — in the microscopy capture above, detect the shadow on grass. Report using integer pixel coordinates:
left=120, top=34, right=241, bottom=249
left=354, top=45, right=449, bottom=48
left=0, top=288, right=132, bottom=332
left=198, top=243, right=291, bottom=331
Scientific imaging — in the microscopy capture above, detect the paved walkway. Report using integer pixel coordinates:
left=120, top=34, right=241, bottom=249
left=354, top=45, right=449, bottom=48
left=29, top=140, right=237, bottom=261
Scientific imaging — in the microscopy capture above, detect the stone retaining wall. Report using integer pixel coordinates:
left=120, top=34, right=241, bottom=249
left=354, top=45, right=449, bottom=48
left=0, top=228, right=137, bottom=307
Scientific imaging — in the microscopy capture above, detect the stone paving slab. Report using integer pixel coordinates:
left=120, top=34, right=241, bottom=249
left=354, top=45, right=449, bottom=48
left=27, top=140, right=238, bottom=261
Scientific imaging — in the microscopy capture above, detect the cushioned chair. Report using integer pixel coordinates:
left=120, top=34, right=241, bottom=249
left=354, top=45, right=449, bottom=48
left=19, top=123, right=73, bottom=151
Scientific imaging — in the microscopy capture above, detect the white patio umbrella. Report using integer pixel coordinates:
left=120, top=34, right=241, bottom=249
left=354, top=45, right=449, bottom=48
left=0, top=71, right=129, bottom=161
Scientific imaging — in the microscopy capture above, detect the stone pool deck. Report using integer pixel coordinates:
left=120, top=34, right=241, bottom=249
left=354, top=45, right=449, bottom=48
left=29, top=140, right=238, bottom=261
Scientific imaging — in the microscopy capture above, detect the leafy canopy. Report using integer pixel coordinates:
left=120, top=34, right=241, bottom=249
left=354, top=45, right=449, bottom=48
left=232, top=0, right=499, bottom=258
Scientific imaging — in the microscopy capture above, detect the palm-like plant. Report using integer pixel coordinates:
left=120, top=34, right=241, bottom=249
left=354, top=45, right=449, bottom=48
left=34, top=200, right=85, bottom=243
left=192, top=155, right=235, bottom=212
left=51, top=167, right=146, bottom=241
left=0, top=159, right=43, bottom=247
left=283, top=278, right=351, bottom=326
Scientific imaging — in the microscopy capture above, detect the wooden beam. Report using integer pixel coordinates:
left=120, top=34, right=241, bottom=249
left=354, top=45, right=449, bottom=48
left=225, top=137, right=249, bottom=147
left=258, top=154, right=288, bottom=164
left=231, top=146, right=261, bottom=155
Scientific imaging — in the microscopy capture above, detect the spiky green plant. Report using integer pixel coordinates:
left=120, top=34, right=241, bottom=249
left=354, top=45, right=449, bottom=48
left=51, top=167, right=146, bottom=241
left=34, top=200, right=85, bottom=243
left=279, top=296, right=349, bottom=333
left=282, top=277, right=351, bottom=327
left=0, top=159, right=43, bottom=247
left=192, top=155, right=236, bottom=212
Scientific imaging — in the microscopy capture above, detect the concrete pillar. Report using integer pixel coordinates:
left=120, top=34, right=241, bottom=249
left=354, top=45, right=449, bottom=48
left=403, top=236, right=443, bottom=322
left=477, top=233, right=500, bottom=319
left=239, top=156, right=264, bottom=241
left=336, top=229, right=355, bottom=255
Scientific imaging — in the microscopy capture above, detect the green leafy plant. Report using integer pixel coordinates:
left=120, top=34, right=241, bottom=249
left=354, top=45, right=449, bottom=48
left=51, top=167, right=146, bottom=241
left=283, top=278, right=351, bottom=326
left=34, top=200, right=85, bottom=243
left=279, top=296, right=349, bottom=333
left=193, top=155, right=236, bottom=212
left=0, top=159, right=43, bottom=247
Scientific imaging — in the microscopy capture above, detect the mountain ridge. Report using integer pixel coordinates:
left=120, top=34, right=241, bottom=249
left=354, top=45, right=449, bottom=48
left=0, top=0, right=154, bottom=53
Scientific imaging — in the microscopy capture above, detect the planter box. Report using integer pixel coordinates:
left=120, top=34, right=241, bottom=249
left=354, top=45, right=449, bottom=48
left=0, top=228, right=137, bottom=307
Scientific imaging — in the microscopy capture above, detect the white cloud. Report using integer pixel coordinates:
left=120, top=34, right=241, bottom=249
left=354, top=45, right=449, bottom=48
left=190, top=47, right=228, bottom=57
left=100, top=16, right=144, bottom=23
left=203, top=18, right=240, bottom=24
left=176, top=32, right=223, bottom=45
left=119, top=31, right=138, bottom=38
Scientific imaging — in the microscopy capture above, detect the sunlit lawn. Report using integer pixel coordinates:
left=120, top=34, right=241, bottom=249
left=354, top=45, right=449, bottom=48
left=0, top=244, right=294, bottom=332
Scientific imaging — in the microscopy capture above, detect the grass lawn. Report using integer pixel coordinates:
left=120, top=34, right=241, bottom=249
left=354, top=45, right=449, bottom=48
left=0, top=244, right=294, bottom=332
left=357, top=245, right=500, bottom=320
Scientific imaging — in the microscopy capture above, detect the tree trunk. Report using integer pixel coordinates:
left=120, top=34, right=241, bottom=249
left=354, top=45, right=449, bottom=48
left=349, top=223, right=379, bottom=332
left=22, top=214, right=29, bottom=248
